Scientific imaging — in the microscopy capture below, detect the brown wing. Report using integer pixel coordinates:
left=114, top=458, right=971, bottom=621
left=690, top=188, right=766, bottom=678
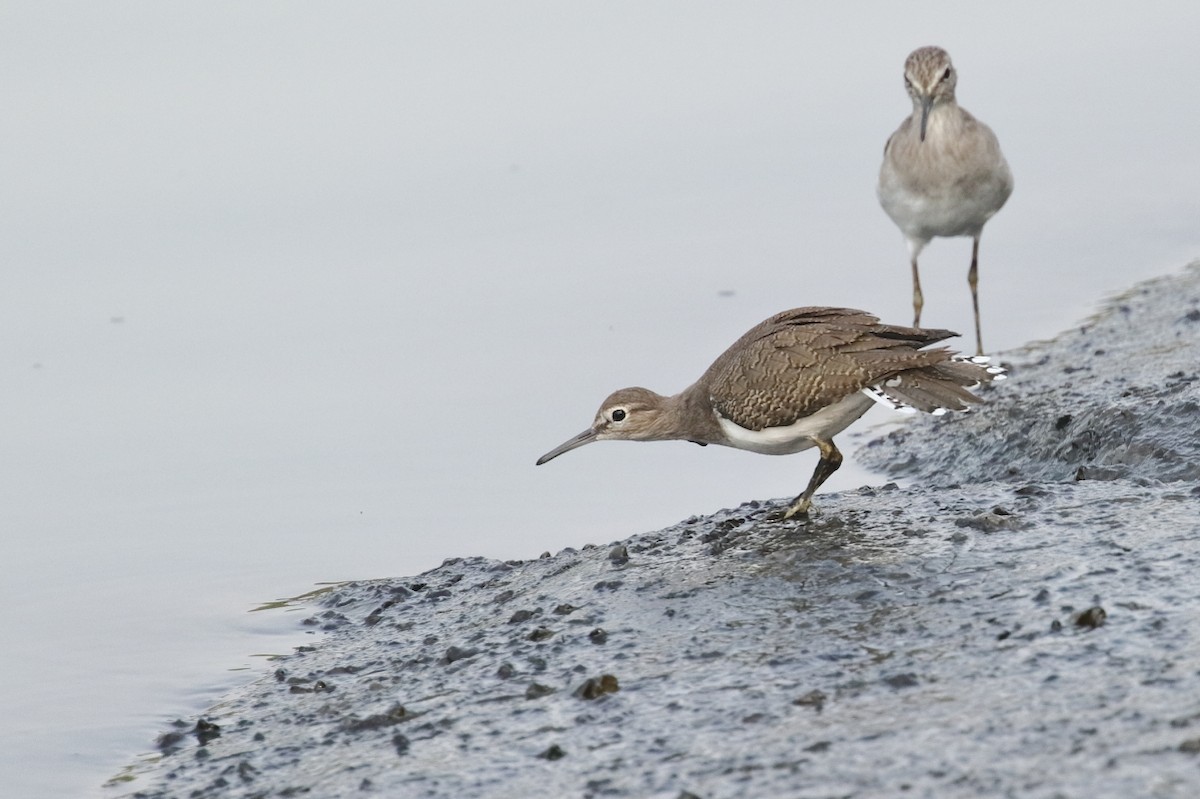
left=702, top=307, right=958, bottom=430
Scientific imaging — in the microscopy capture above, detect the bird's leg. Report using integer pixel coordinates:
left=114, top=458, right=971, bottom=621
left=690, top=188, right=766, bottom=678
left=783, top=439, right=843, bottom=519
left=969, top=235, right=983, bottom=356
left=911, top=255, right=924, bottom=328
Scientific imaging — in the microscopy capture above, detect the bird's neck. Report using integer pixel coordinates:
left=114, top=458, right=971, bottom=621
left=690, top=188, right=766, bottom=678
left=913, top=100, right=965, bottom=141
left=670, top=385, right=726, bottom=444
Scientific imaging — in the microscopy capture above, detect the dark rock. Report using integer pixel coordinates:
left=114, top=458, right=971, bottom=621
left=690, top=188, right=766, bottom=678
left=443, top=646, right=479, bottom=664
left=792, top=690, right=827, bottom=712
left=194, top=719, right=221, bottom=745
left=341, top=704, right=407, bottom=733
left=1074, top=606, right=1107, bottom=629
left=508, top=609, right=539, bottom=624
left=538, top=744, right=566, bottom=760
left=575, top=674, right=619, bottom=700
left=883, top=673, right=919, bottom=690
left=525, top=683, right=556, bottom=700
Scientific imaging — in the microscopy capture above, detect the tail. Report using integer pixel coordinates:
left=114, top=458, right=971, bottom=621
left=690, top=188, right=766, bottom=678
left=862, top=355, right=1006, bottom=415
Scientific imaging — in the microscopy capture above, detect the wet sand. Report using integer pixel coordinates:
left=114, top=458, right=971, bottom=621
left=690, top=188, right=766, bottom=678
left=116, top=263, right=1200, bottom=799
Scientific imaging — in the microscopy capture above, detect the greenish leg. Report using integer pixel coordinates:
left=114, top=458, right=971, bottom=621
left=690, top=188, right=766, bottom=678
left=969, top=235, right=983, bottom=356
left=912, top=256, right=924, bottom=328
left=783, top=439, right=843, bottom=519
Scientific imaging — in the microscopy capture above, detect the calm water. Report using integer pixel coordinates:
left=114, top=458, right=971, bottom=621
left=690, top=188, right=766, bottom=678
left=2, top=2, right=1198, bottom=796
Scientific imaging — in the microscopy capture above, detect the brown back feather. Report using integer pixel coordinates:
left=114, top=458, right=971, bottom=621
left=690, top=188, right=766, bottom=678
left=699, top=307, right=966, bottom=430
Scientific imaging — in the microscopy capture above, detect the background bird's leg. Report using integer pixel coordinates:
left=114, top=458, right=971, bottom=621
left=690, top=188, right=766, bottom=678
left=969, top=235, right=983, bottom=355
left=911, top=255, right=924, bottom=328
left=783, top=439, right=843, bottom=519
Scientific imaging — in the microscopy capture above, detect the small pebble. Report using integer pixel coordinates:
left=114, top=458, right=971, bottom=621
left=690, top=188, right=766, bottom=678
left=538, top=744, right=566, bottom=760
left=1074, top=606, right=1107, bottom=629
left=525, top=683, right=556, bottom=700
left=575, top=674, right=619, bottom=700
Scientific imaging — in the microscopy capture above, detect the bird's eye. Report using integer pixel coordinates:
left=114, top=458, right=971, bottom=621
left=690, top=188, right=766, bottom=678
left=611, top=409, right=627, bottom=422
left=941, top=67, right=951, bottom=81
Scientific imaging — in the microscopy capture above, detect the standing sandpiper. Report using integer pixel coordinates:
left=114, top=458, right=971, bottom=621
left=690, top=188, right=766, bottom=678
left=537, top=307, right=1002, bottom=519
left=878, top=46, right=1013, bottom=356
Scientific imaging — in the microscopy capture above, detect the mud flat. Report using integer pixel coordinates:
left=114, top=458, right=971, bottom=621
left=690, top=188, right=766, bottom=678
left=117, top=263, right=1200, bottom=799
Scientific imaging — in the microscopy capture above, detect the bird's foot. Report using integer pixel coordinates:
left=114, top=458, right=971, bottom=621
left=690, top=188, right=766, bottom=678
left=779, top=498, right=813, bottom=521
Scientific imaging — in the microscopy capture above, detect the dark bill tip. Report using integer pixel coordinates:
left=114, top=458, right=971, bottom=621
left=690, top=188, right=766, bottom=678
left=536, top=429, right=598, bottom=465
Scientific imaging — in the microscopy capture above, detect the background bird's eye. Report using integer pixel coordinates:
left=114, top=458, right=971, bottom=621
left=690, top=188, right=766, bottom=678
left=611, top=409, right=627, bottom=422
left=942, top=67, right=951, bottom=80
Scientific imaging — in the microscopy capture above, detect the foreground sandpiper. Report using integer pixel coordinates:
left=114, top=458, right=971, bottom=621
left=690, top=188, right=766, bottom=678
left=537, top=307, right=1003, bottom=518
left=878, top=45, right=1013, bottom=356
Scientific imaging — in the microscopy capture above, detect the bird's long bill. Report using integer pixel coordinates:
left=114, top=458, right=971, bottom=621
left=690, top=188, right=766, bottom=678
left=919, top=95, right=933, bottom=142
left=536, top=429, right=598, bottom=465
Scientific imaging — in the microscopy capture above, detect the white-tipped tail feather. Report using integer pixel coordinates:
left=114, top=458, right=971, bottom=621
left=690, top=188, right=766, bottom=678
left=861, top=355, right=1006, bottom=415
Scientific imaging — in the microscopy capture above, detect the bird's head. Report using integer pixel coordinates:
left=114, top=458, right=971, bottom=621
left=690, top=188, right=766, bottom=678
left=536, top=387, right=675, bottom=465
left=903, top=46, right=957, bottom=141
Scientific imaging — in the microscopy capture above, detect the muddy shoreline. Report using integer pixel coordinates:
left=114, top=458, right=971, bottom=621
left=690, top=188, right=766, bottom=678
left=116, top=263, right=1200, bottom=799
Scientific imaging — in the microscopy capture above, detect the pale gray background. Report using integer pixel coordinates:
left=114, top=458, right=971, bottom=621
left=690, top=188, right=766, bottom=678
left=1, top=2, right=1197, bottom=796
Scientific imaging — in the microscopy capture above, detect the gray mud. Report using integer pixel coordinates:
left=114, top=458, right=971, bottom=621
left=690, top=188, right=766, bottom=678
left=859, top=261, right=1200, bottom=485
left=118, top=264, right=1200, bottom=799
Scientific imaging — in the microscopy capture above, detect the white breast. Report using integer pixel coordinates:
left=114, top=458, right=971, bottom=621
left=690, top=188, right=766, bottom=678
left=715, top=393, right=876, bottom=455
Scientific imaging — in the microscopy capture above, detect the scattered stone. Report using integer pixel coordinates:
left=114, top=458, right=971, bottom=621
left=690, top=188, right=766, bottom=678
left=792, top=690, right=827, bottom=712
left=508, top=609, right=539, bottom=624
left=552, top=604, right=578, bottom=615
left=1074, top=606, right=1107, bottom=629
left=588, top=628, right=608, bottom=644
left=341, top=704, right=407, bottom=733
left=527, top=627, right=555, bottom=642
left=194, top=719, right=221, bottom=746
left=525, top=683, right=556, bottom=700
left=443, top=646, right=479, bottom=664
left=155, top=731, right=186, bottom=755
left=538, top=744, right=566, bottom=760
left=883, top=673, right=919, bottom=690
left=954, top=511, right=1026, bottom=532
left=609, top=544, right=629, bottom=565
left=575, top=674, right=619, bottom=700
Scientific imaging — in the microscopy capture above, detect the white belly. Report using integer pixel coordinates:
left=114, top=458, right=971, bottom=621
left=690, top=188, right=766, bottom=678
left=879, top=179, right=1008, bottom=243
left=715, top=393, right=875, bottom=455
